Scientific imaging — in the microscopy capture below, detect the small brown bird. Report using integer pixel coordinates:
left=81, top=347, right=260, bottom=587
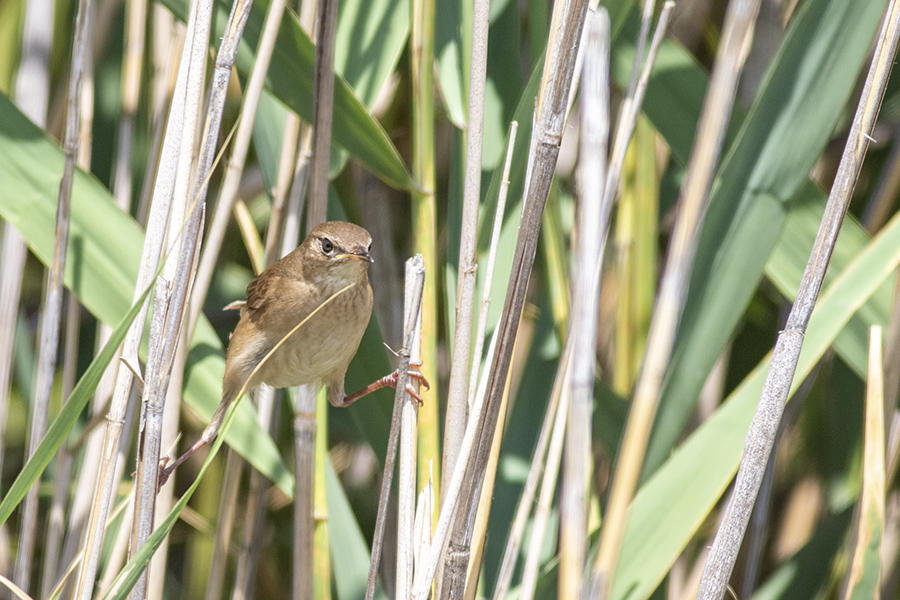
left=160, top=221, right=426, bottom=485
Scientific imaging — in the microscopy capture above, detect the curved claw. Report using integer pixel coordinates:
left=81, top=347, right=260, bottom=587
left=340, top=362, right=430, bottom=407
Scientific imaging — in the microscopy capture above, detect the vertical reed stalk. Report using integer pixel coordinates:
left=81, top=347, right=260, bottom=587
left=73, top=0, right=214, bottom=594
left=443, top=0, right=491, bottom=507
left=697, top=1, right=900, bottom=595
left=307, top=0, right=338, bottom=225
left=440, top=0, right=590, bottom=594
left=558, top=10, right=608, bottom=599
left=15, top=0, right=90, bottom=588
left=410, top=0, right=440, bottom=498
left=398, top=259, right=425, bottom=599
left=367, top=256, right=426, bottom=600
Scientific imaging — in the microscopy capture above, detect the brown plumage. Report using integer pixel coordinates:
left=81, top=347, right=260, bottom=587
left=160, top=221, right=376, bottom=485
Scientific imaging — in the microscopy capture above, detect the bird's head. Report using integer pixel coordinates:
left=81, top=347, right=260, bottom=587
left=302, top=221, right=373, bottom=288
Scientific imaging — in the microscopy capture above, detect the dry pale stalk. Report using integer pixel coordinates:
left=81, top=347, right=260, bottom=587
left=15, top=0, right=90, bottom=589
left=589, top=0, right=763, bottom=597
left=696, top=0, right=900, bottom=596
left=439, top=0, right=590, bottom=595
left=443, top=0, right=492, bottom=503
left=73, top=0, right=214, bottom=596
left=365, top=255, right=426, bottom=600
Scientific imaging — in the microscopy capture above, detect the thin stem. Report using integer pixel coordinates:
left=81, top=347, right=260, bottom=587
left=443, top=0, right=491, bottom=506
left=440, top=0, right=591, bottom=594
left=366, top=256, right=426, bottom=600
left=16, top=0, right=90, bottom=588
left=558, top=9, right=608, bottom=599
left=307, top=0, right=339, bottom=226
left=697, top=0, right=900, bottom=595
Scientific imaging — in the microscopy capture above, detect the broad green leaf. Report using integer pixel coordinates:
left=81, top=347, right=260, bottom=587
left=0, top=92, right=293, bottom=495
left=158, top=0, right=413, bottom=190
left=642, top=0, right=888, bottom=476
left=334, top=0, right=409, bottom=108
left=610, top=210, right=900, bottom=600
left=254, top=0, right=410, bottom=190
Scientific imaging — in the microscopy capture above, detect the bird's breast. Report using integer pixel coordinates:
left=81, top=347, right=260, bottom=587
left=255, top=280, right=373, bottom=389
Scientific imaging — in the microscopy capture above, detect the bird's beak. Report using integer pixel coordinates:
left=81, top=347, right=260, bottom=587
left=338, top=247, right=374, bottom=263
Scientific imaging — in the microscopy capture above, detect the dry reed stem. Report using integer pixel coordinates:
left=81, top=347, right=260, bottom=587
left=559, top=9, right=608, bottom=599
left=188, top=0, right=281, bottom=334
left=411, top=329, right=500, bottom=600
left=234, top=386, right=281, bottom=597
left=440, top=0, right=590, bottom=594
left=0, top=226, right=27, bottom=484
left=16, top=0, right=90, bottom=588
left=112, top=0, right=148, bottom=213
left=443, top=0, right=492, bottom=504
left=44, top=16, right=98, bottom=575
left=519, top=360, right=570, bottom=600
left=589, top=0, right=762, bottom=596
left=466, top=122, right=518, bottom=410
left=398, top=259, right=425, bottom=599
left=601, top=2, right=672, bottom=221
left=293, top=383, right=317, bottom=600
left=696, top=0, right=900, bottom=596
left=308, top=0, right=339, bottom=226
left=130, top=0, right=227, bottom=584
left=492, top=336, right=567, bottom=600
left=366, top=255, right=426, bottom=600
left=205, top=450, right=242, bottom=600
left=42, top=17, right=97, bottom=586
left=130, top=205, right=204, bottom=598
left=74, top=0, right=214, bottom=595
left=289, top=3, right=317, bottom=583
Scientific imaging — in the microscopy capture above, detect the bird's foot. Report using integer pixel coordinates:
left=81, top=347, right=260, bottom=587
left=157, top=456, right=173, bottom=490
left=341, top=362, right=430, bottom=407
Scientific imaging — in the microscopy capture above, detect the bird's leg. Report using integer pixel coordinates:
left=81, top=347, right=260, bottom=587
left=339, top=361, right=430, bottom=407
left=157, top=428, right=216, bottom=490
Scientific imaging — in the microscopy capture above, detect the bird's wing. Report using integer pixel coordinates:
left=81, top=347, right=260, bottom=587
left=245, top=270, right=275, bottom=314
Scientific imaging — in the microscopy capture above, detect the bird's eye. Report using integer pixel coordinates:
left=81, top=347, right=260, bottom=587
left=322, top=238, right=334, bottom=254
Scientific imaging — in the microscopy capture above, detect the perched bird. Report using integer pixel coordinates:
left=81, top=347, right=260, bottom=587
left=160, top=221, right=426, bottom=485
